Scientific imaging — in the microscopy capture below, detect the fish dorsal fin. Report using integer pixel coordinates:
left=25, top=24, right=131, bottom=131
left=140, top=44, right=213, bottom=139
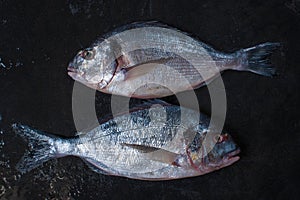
left=124, top=99, right=172, bottom=115
left=102, top=21, right=183, bottom=38
left=97, top=99, right=172, bottom=125
left=122, top=143, right=180, bottom=165
left=138, top=99, right=171, bottom=108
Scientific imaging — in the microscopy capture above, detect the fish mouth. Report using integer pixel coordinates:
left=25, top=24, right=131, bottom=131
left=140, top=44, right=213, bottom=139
left=67, top=66, right=81, bottom=78
left=67, top=65, right=99, bottom=90
left=67, top=66, right=76, bottom=72
left=222, top=148, right=241, bottom=165
left=67, top=66, right=77, bottom=73
left=187, top=147, right=241, bottom=171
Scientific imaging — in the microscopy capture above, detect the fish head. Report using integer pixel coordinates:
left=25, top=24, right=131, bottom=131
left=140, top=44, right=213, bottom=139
left=67, top=45, right=117, bottom=90
left=187, top=132, right=240, bottom=171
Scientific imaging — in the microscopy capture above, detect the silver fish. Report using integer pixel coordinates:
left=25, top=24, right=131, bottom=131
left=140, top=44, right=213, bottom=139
left=13, top=101, right=240, bottom=180
left=68, top=22, right=280, bottom=98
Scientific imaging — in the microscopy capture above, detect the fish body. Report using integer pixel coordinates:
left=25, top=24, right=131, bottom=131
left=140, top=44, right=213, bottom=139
left=13, top=102, right=240, bottom=180
left=68, top=22, right=280, bottom=98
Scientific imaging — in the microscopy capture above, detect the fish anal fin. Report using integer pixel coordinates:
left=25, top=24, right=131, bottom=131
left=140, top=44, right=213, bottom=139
left=82, top=158, right=117, bottom=176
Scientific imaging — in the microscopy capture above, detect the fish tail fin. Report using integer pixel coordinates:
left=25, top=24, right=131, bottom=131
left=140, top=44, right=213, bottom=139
left=12, top=123, right=58, bottom=173
left=237, top=42, right=281, bottom=76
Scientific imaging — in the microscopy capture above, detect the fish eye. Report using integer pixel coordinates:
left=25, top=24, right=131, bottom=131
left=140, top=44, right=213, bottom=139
left=82, top=49, right=95, bottom=60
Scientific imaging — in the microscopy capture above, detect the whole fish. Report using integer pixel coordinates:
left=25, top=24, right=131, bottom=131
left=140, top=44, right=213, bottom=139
left=68, top=21, right=280, bottom=98
left=13, top=101, right=240, bottom=180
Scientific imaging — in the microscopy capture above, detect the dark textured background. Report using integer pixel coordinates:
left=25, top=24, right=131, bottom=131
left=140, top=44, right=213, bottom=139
left=0, top=0, right=299, bottom=199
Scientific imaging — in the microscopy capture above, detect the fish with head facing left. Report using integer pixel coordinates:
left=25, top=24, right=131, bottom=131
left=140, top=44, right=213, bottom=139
left=68, top=21, right=280, bottom=98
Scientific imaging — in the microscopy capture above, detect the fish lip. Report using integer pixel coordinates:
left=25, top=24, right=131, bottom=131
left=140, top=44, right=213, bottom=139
left=221, top=148, right=241, bottom=165
left=67, top=66, right=77, bottom=73
left=67, top=66, right=85, bottom=79
left=226, top=148, right=241, bottom=159
left=67, top=71, right=77, bottom=78
left=208, top=148, right=240, bottom=168
left=67, top=65, right=84, bottom=81
left=67, top=66, right=78, bottom=79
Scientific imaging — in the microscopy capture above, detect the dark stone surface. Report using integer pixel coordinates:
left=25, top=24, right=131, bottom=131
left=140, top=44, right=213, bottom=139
left=0, top=0, right=299, bottom=199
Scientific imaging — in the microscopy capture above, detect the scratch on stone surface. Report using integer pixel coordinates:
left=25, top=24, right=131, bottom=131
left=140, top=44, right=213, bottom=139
left=0, top=58, right=23, bottom=70
left=0, top=58, right=6, bottom=68
left=285, top=0, right=300, bottom=15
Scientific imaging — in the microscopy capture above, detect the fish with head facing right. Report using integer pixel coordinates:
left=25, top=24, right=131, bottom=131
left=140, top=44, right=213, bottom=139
left=13, top=100, right=240, bottom=180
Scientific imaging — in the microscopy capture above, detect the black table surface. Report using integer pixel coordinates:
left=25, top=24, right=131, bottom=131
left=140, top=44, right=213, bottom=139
left=0, top=0, right=299, bottom=199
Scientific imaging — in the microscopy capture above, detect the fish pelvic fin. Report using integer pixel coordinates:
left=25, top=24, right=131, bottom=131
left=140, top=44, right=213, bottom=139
left=12, top=123, right=58, bottom=174
left=237, top=42, right=281, bottom=76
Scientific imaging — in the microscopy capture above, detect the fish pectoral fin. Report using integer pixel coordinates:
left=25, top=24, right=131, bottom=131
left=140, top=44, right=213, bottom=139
left=139, top=99, right=172, bottom=108
left=121, top=143, right=160, bottom=153
left=123, top=63, right=158, bottom=80
left=122, top=143, right=180, bottom=166
left=122, top=58, right=172, bottom=80
left=146, top=149, right=181, bottom=166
